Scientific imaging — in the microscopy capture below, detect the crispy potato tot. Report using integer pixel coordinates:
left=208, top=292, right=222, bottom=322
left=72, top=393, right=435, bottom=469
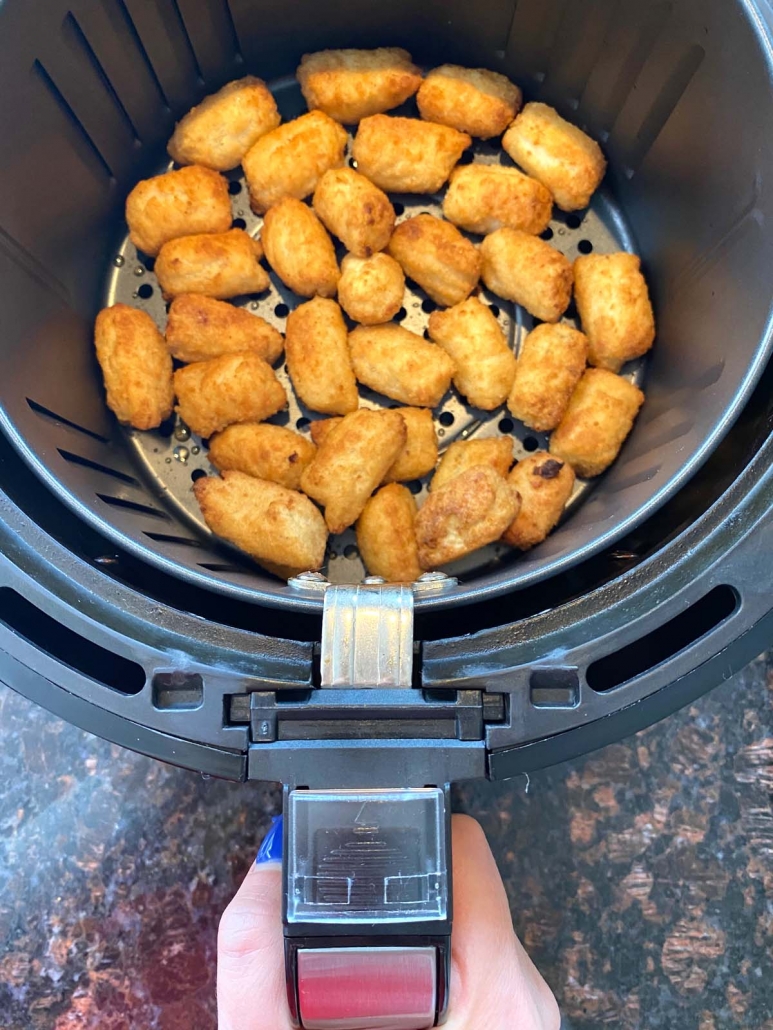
left=443, top=164, right=552, bottom=236
left=194, top=471, right=327, bottom=575
left=174, top=352, right=286, bottom=439
left=574, top=253, right=656, bottom=372
left=356, top=484, right=421, bottom=583
left=508, top=323, right=588, bottom=432
left=208, top=423, right=316, bottom=490
left=94, top=304, right=173, bottom=430
left=352, top=115, right=471, bottom=194
left=387, top=215, right=481, bottom=308
left=502, top=452, right=575, bottom=549
left=167, top=77, right=280, bottom=171
left=165, top=294, right=283, bottom=364
left=417, top=65, right=521, bottom=139
left=242, top=111, right=347, bottom=214
left=550, top=368, right=644, bottom=478
left=125, top=165, right=232, bottom=257
left=285, top=298, right=358, bottom=415
left=311, top=408, right=438, bottom=484
left=338, top=253, right=405, bottom=325
left=416, top=465, right=521, bottom=568
left=349, top=324, right=455, bottom=407
left=383, top=408, right=438, bottom=483
left=261, top=198, right=339, bottom=299
left=428, top=297, right=516, bottom=410
left=155, top=229, right=269, bottom=300
left=313, top=168, right=395, bottom=257
left=430, top=437, right=513, bottom=493
left=502, top=102, right=607, bottom=212
left=480, top=228, right=573, bottom=322
left=297, top=47, right=422, bottom=123
left=300, top=409, right=406, bottom=532
left=309, top=418, right=341, bottom=448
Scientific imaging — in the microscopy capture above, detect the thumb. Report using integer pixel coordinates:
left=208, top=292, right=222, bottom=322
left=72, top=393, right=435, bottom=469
left=217, top=844, right=289, bottom=1030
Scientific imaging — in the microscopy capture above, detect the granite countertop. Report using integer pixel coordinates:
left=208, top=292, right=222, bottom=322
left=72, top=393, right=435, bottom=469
left=0, top=656, right=771, bottom=1029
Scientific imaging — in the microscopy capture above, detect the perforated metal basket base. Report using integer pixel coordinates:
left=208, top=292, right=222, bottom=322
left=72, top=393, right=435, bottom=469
left=105, top=76, right=644, bottom=586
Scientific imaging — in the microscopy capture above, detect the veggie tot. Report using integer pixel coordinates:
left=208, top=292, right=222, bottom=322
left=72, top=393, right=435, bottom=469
left=550, top=368, right=645, bottom=478
left=387, top=214, right=481, bottom=308
left=574, top=253, right=656, bottom=372
left=349, top=324, right=456, bottom=408
left=300, top=408, right=406, bottom=533
left=297, top=47, right=422, bottom=124
left=352, top=115, right=471, bottom=194
left=310, top=407, right=437, bottom=483
left=208, top=423, right=316, bottom=491
left=356, top=484, right=422, bottom=583
left=502, top=452, right=575, bottom=549
left=167, top=77, right=280, bottom=171
left=338, top=253, right=405, bottom=325
left=502, top=102, right=606, bottom=212
left=165, top=294, right=283, bottom=364
left=194, top=471, right=327, bottom=577
left=508, top=323, right=588, bottom=432
left=443, top=164, right=553, bottom=236
left=243, top=111, right=347, bottom=213
left=428, top=297, right=516, bottom=410
left=261, top=198, right=340, bottom=299
left=155, top=229, right=270, bottom=300
left=125, top=165, right=232, bottom=257
left=416, top=465, right=521, bottom=568
left=285, top=298, right=358, bottom=415
left=430, top=437, right=513, bottom=493
left=173, top=352, right=287, bottom=439
left=94, top=304, right=173, bottom=430
left=480, top=228, right=573, bottom=322
left=417, top=65, right=521, bottom=139
left=383, top=408, right=438, bottom=482
left=313, top=168, right=395, bottom=258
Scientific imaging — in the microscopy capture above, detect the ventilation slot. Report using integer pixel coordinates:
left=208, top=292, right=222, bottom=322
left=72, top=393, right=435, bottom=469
left=0, top=587, right=145, bottom=694
left=97, top=493, right=170, bottom=519
left=58, top=448, right=137, bottom=485
left=197, top=562, right=247, bottom=573
left=31, top=59, right=113, bottom=182
left=62, top=12, right=140, bottom=143
left=113, top=0, right=171, bottom=109
left=27, top=398, right=109, bottom=443
left=624, top=44, right=705, bottom=176
left=144, top=532, right=204, bottom=547
left=587, top=585, right=738, bottom=692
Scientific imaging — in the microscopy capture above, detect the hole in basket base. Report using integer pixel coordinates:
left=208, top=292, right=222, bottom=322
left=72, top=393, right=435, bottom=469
left=152, top=671, right=203, bottom=710
left=137, top=283, right=153, bottom=299
left=439, top=411, right=455, bottom=427
left=577, top=239, right=594, bottom=254
left=587, top=585, right=739, bottom=692
left=522, top=436, right=539, bottom=452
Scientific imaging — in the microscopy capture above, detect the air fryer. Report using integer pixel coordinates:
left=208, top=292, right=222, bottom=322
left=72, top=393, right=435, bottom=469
left=2, top=1, right=773, bottom=1027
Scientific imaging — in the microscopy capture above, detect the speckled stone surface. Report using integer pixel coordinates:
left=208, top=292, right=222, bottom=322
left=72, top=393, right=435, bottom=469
left=1, top=656, right=771, bottom=1030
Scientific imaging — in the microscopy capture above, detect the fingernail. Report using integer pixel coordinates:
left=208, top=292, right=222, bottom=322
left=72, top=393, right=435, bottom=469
left=256, top=815, right=283, bottom=865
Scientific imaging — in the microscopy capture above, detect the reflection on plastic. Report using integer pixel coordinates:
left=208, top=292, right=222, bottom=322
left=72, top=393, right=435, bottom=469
left=298, top=947, right=436, bottom=1030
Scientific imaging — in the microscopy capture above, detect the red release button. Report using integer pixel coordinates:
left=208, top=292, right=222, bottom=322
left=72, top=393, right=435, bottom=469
left=297, top=947, right=437, bottom=1030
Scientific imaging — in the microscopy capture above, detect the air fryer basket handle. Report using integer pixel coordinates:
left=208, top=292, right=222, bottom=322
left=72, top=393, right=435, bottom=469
left=280, top=580, right=454, bottom=1029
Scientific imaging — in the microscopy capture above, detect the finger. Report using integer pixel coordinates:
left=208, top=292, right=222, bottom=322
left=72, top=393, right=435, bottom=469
left=217, top=861, right=290, bottom=1030
left=448, top=814, right=560, bottom=1030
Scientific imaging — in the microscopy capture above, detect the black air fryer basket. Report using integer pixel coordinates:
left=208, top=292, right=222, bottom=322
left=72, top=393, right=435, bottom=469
left=2, top=0, right=773, bottom=1024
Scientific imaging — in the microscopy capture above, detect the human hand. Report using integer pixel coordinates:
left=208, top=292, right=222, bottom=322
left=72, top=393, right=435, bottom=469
left=218, top=813, right=560, bottom=1030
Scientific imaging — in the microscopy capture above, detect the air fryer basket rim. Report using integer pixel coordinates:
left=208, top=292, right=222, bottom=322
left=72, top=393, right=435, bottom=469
left=4, top=0, right=773, bottom=611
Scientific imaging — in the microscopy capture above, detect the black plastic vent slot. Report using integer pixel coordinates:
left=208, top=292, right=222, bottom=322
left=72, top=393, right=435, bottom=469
left=0, top=587, right=145, bottom=694
left=587, top=585, right=739, bottom=692
left=59, top=448, right=138, bottom=485
left=27, top=398, right=110, bottom=443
